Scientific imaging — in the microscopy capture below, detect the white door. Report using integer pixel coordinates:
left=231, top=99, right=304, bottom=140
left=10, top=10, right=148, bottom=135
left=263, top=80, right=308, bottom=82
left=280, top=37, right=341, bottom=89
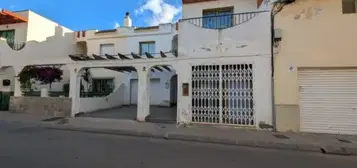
left=130, top=79, right=161, bottom=105
left=299, top=69, right=357, bottom=135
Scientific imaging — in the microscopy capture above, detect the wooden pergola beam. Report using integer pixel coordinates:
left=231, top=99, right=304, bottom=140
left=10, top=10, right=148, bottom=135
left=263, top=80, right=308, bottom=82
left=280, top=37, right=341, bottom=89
left=118, top=53, right=131, bottom=60
left=162, top=66, right=172, bottom=72
left=105, top=54, right=118, bottom=60
left=160, top=51, right=167, bottom=58
left=131, top=52, right=141, bottom=59
left=92, top=54, right=106, bottom=60
left=154, top=66, right=163, bottom=72
left=145, top=52, right=155, bottom=58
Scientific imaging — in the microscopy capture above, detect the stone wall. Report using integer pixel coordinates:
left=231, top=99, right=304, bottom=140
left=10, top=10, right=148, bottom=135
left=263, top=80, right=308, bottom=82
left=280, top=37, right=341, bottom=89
left=9, top=96, right=72, bottom=118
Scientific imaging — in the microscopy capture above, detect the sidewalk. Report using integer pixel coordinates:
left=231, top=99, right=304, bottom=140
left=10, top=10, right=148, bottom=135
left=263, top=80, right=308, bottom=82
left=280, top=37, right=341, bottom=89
left=1, top=112, right=357, bottom=156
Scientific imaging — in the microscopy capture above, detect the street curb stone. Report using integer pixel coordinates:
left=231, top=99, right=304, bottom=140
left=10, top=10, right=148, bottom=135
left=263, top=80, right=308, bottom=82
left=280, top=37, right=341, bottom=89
left=166, top=132, right=321, bottom=153
left=43, top=124, right=166, bottom=139
left=42, top=123, right=357, bottom=156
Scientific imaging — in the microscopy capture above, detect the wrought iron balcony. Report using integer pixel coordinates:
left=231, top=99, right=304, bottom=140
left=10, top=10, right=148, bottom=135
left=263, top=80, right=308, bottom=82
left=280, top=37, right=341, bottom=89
left=180, top=11, right=268, bottom=30
left=2, top=38, right=26, bottom=51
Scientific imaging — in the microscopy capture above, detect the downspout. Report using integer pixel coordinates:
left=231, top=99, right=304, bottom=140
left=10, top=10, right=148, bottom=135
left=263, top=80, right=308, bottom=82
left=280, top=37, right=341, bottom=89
left=270, top=1, right=290, bottom=131
left=271, top=3, right=278, bottom=132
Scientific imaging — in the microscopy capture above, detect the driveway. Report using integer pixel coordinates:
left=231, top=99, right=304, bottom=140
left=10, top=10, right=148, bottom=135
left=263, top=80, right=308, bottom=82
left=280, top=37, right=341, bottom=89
left=78, top=105, right=177, bottom=123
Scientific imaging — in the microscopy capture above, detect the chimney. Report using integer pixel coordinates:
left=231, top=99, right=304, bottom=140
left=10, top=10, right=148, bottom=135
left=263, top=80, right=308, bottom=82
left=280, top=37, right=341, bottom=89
left=123, top=12, right=132, bottom=27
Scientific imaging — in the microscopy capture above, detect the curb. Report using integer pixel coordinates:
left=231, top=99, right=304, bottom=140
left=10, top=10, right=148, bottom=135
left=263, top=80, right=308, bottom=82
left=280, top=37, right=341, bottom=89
left=3, top=118, right=357, bottom=156
left=43, top=124, right=166, bottom=139
left=166, top=132, right=322, bottom=153
left=44, top=124, right=324, bottom=153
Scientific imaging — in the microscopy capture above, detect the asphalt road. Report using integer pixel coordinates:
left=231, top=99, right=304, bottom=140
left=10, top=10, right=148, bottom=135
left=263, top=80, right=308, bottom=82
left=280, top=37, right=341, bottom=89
left=0, top=121, right=357, bottom=168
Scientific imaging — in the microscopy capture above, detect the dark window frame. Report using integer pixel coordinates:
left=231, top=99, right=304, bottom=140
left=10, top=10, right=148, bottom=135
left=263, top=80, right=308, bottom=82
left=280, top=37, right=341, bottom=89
left=139, top=41, right=156, bottom=55
left=342, top=0, right=357, bottom=14
left=0, top=29, right=15, bottom=41
left=91, top=78, right=115, bottom=93
left=202, top=6, right=234, bottom=29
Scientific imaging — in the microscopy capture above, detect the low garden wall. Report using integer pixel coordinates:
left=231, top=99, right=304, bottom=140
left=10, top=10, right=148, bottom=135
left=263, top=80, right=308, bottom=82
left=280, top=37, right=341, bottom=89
left=9, top=96, right=72, bottom=118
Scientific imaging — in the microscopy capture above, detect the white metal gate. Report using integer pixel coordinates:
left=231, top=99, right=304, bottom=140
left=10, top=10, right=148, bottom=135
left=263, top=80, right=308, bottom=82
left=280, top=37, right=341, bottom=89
left=192, top=64, right=254, bottom=126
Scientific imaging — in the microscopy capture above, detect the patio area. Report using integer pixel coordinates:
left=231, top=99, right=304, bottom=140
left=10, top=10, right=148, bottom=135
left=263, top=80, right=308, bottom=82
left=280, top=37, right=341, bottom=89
left=77, top=105, right=177, bottom=123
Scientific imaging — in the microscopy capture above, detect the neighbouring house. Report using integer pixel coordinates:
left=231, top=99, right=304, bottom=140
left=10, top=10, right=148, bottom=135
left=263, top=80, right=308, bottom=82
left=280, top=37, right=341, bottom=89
left=75, top=12, right=178, bottom=114
left=273, top=0, right=357, bottom=135
left=0, top=9, right=76, bottom=113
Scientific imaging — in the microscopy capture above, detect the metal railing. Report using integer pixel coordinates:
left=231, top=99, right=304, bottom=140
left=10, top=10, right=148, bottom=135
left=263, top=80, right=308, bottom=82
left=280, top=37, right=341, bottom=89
left=5, top=38, right=26, bottom=51
left=180, top=11, right=268, bottom=30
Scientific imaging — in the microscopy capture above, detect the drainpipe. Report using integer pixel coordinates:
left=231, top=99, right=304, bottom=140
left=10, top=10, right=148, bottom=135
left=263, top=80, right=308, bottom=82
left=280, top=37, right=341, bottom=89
left=271, top=3, right=278, bottom=132
left=270, top=0, right=294, bottom=131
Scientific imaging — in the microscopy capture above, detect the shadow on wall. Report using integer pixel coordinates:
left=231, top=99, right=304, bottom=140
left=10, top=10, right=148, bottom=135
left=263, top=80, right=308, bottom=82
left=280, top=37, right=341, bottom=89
left=0, top=25, right=77, bottom=66
left=79, top=83, right=127, bottom=113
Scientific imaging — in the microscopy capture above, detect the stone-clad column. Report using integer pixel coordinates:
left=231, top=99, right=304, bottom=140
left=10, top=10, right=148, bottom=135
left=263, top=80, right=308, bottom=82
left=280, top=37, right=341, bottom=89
left=136, top=65, right=150, bottom=122
left=69, top=66, right=81, bottom=117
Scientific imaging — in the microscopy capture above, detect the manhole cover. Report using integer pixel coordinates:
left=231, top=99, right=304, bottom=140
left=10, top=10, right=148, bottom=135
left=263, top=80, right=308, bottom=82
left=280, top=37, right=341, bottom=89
left=273, top=134, right=290, bottom=139
left=338, top=139, right=352, bottom=143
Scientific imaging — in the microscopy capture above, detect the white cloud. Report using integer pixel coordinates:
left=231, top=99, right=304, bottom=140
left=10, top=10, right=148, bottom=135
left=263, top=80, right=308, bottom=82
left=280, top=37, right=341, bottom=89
left=114, top=22, right=120, bottom=28
left=9, top=5, right=16, bottom=10
left=135, top=0, right=181, bottom=26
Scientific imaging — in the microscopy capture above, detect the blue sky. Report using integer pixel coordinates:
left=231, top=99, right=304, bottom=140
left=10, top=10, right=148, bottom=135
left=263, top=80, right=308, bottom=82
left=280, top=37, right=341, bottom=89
left=0, top=0, right=182, bottom=31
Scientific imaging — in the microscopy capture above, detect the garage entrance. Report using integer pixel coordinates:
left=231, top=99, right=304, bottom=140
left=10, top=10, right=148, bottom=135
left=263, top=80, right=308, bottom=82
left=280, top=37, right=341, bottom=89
left=299, top=68, right=357, bottom=135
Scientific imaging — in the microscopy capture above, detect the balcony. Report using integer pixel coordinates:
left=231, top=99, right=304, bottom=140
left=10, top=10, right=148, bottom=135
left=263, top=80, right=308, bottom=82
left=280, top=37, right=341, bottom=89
left=0, top=38, right=26, bottom=51
left=178, top=11, right=271, bottom=58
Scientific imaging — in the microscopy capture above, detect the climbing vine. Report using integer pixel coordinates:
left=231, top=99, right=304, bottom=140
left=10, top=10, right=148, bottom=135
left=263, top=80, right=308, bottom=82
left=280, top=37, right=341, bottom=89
left=18, top=66, right=63, bottom=92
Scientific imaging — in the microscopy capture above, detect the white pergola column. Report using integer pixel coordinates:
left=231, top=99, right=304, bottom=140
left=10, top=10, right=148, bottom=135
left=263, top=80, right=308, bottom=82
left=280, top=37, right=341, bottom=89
left=172, top=63, right=192, bottom=124
left=69, top=67, right=81, bottom=117
left=13, top=66, right=24, bottom=97
left=136, top=65, right=150, bottom=122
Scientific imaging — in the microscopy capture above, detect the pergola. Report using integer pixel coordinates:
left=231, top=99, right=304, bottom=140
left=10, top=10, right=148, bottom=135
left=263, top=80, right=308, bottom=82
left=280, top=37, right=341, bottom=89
left=68, top=51, right=177, bottom=73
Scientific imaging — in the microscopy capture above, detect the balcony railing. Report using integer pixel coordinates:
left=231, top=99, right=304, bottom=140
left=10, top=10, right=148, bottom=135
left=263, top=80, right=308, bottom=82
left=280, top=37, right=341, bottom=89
left=180, top=11, right=268, bottom=30
left=2, top=38, right=26, bottom=51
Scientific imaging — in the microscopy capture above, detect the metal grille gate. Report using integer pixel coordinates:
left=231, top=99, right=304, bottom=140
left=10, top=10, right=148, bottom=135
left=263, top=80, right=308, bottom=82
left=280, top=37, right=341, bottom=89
left=192, top=64, right=254, bottom=126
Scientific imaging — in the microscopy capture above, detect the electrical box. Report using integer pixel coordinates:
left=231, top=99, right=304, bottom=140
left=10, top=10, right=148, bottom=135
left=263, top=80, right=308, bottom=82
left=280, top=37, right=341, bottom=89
left=182, top=83, right=189, bottom=96
left=274, top=28, right=282, bottom=42
left=3, top=79, right=10, bottom=86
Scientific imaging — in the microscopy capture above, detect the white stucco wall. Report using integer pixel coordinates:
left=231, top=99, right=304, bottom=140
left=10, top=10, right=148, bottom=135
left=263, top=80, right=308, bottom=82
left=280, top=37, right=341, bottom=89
left=182, top=0, right=259, bottom=19
left=0, top=23, right=28, bottom=43
left=85, top=23, right=176, bottom=55
left=79, top=84, right=126, bottom=113
left=179, top=11, right=271, bottom=58
left=26, top=11, right=73, bottom=42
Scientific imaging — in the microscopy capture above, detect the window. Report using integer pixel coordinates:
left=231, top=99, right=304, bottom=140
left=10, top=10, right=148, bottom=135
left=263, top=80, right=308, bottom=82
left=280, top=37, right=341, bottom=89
left=0, top=30, right=15, bottom=41
left=139, top=41, right=155, bottom=55
left=202, top=7, right=234, bottom=29
left=99, top=44, right=114, bottom=55
left=92, top=78, right=114, bottom=93
left=342, top=0, right=357, bottom=14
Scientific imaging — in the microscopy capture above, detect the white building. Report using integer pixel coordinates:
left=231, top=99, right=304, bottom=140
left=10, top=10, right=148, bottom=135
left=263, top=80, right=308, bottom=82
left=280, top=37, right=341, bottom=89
left=0, top=9, right=75, bottom=96
left=1, top=0, right=273, bottom=129
left=176, top=0, right=272, bottom=127
left=75, top=12, right=178, bottom=113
